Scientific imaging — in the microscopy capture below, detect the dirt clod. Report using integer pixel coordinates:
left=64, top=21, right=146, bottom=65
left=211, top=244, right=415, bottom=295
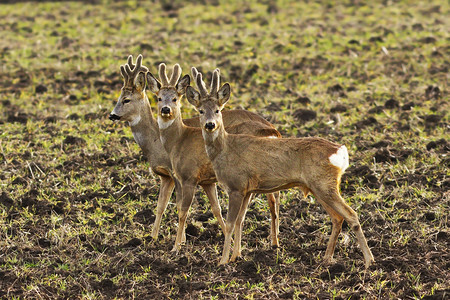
left=122, top=238, right=142, bottom=248
left=293, top=109, right=316, bottom=122
left=385, top=98, right=399, bottom=109
left=63, top=135, right=86, bottom=146
left=185, top=223, right=200, bottom=237
left=330, top=104, right=347, bottom=113
left=133, top=209, right=155, bottom=224
left=35, top=84, right=48, bottom=93
left=38, top=238, right=51, bottom=248
left=296, top=96, right=311, bottom=105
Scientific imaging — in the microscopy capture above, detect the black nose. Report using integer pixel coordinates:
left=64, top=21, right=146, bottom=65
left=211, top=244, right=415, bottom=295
left=205, top=122, right=216, bottom=130
left=109, top=113, right=121, bottom=121
left=161, top=107, right=171, bottom=115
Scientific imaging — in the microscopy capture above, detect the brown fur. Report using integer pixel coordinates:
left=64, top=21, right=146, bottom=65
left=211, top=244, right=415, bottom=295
left=111, top=56, right=280, bottom=247
left=186, top=69, right=375, bottom=268
left=148, top=64, right=282, bottom=251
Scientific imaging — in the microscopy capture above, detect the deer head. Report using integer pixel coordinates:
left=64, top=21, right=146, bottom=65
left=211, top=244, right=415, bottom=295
left=186, top=68, right=231, bottom=133
left=109, top=54, right=149, bottom=125
left=146, top=63, right=190, bottom=125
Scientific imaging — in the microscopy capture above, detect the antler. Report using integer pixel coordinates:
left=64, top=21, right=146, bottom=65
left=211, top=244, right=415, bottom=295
left=120, top=54, right=148, bottom=86
left=170, top=64, right=181, bottom=86
left=210, top=68, right=220, bottom=96
left=196, top=72, right=209, bottom=98
left=158, top=63, right=170, bottom=86
left=191, top=67, right=208, bottom=97
left=191, top=67, right=221, bottom=97
left=158, top=63, right=182, bottom=87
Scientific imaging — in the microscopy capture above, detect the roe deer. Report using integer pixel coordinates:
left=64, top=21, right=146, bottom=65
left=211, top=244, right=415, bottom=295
left=109, top=55, right=281, bottom=249
left=186, top=69, right=375, bottom=268
left=146, top=64, right=282, bottom=251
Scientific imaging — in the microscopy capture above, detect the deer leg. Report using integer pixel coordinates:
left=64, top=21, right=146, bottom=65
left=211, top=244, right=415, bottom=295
left=275, top=192, right=280, bottom=236
left=151, top=175, right=175, bottom=240
left=313, top=187, right=374, bottom=268
left=173, top=178, right=186, bottom=243
left=267, top=192, right=280, bottom=247
left=230, top=193, right=252, bottom=262
left=219, top=191, right=244, bottom=265
left=201, top=183, right=226, bottom=234
left=172, top=182, right=195, bottom=252
left=313, top=198, right=344, bottom=264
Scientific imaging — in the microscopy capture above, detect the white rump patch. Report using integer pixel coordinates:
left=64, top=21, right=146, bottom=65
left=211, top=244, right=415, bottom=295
left=129, top=115, right=141, bottom=127
left=329, top=145, right=349, bottom=171
left=157, top=116, right=175, bottom=130
left=267, top=135, right=279, bottom=139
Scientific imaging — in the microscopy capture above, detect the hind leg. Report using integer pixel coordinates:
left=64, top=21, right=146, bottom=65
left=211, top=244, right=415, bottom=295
left=313, top=198, right=344, bottom=264
left=267, top=192, right=280, bottom=247
left=312, top=186, right=374, bottom=268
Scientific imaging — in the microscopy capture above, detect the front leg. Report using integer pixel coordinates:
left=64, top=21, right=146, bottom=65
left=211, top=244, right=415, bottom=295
left=201, top=183, right=226, bottom=234
left=151, top=175, right=175, bottom=240
left=219, top=190, right=245, bottom=265
left=230, top=193, right=252, bottom=262
left=172, top=181, right=196, bottom=252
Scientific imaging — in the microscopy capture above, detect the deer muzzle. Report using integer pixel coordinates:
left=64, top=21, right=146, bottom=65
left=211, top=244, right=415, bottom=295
left=204, top=122, right=216, bottom=131
left=109, top=113, right=121, bottom=121
left=160, top=106, right=171, bottom=117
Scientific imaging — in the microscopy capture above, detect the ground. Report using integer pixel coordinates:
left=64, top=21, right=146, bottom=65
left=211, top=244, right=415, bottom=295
left=0, top=0, right=449, bottom=299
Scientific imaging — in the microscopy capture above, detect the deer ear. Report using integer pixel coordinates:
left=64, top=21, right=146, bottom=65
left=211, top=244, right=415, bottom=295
left=186, top=86, right=201, bottom=108
left=176, top=74, right=190, bottom=95
left=134, top=72, right=146, bottom=92
left=218, top=83, right=231, bottom=107
left=146, top=72, right=161, bottom=94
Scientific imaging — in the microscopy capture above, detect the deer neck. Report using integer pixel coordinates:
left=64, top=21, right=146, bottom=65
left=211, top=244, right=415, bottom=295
left=129, top=96, right=170, bottom=169
left=202, top=123, right=227, bottom=161
left=158, top=112, right=184, bottom=154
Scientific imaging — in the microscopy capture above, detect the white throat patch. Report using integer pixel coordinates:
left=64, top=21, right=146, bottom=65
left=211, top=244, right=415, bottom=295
left=202, top=129, right=219, bottom=142
left=129, top=115, right=141, bottom=127
left=329, top=145, right=349, bottom=171
left=157, top=116, right=175, bottom=130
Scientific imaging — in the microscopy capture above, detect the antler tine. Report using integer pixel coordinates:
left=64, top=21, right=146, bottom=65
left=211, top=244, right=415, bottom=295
left=134, top=54, right=142, bottom=72
left=191, top=67, right=199, bottom=82
left=210, top=68, right=220, bottom=95
left=169, top=64, right=182, bottom=86
left=120, top=65, right=129, bottom=84
left=158, top=63, right=170, bottom=86
left=127, top=55, right=135, bottom=69
left=196, top=73, right=208, bottom=97
left=124, top=64, right=133, bottom=76
left=125, top=54, right=148, bottom=78
left=132, top=54, right=148, bottom=75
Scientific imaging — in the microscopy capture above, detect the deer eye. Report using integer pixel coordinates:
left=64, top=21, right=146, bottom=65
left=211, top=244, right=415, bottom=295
left=215, top=110, right=219, bottom=114
left=123, top=99, right=131, bottom=104
left=158, top=97, right=162, bottom=102
left=172, top=98, right=177, bottom=102
left=199, top=110, right=205, bottom=115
